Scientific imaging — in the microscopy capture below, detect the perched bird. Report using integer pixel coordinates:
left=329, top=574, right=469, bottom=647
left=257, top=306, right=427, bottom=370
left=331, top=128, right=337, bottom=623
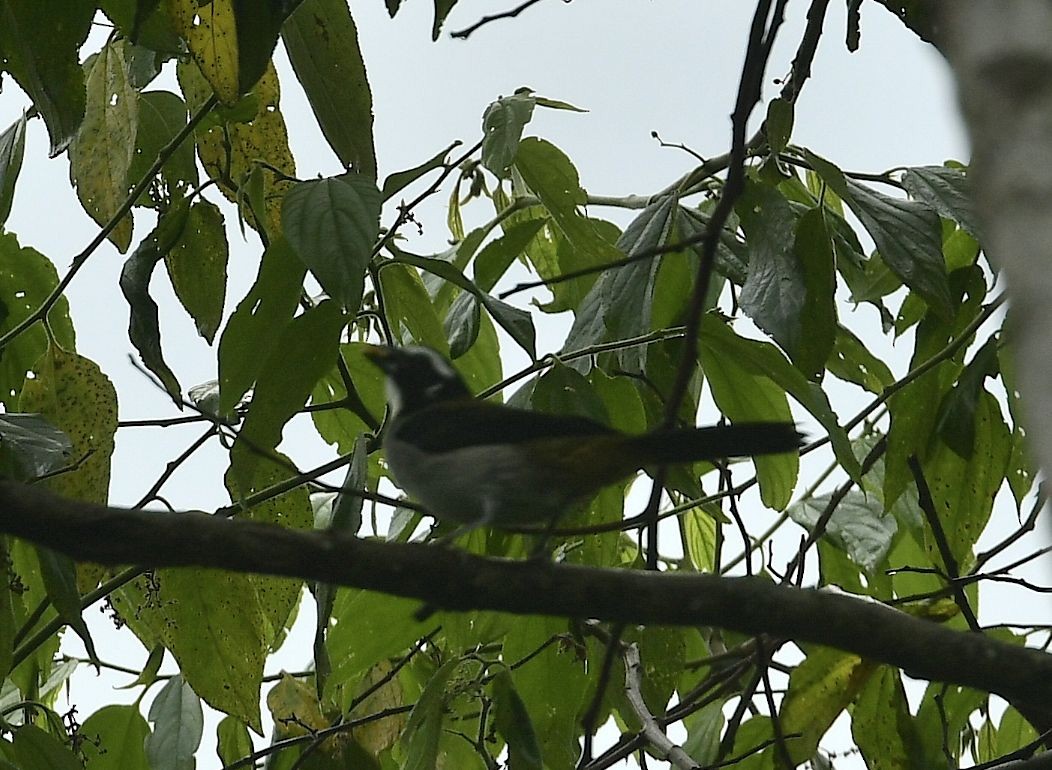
left=364, top=345, right=803, bottom=534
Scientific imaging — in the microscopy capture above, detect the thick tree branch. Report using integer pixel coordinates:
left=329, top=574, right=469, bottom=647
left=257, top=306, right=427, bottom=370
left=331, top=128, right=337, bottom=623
left=1, top=481, right=1051, bottom=715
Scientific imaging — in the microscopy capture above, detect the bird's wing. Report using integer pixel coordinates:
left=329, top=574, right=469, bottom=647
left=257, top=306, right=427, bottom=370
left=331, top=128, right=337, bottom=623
left=391, top=399, right=616, bottom=452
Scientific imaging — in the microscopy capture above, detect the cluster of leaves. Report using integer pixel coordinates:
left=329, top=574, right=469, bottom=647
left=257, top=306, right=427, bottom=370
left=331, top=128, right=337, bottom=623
left=0, top=1, right=1043, bottom=769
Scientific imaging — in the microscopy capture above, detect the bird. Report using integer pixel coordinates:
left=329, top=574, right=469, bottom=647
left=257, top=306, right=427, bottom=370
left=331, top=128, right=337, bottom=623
left=363, top=344, right=804, bottom=535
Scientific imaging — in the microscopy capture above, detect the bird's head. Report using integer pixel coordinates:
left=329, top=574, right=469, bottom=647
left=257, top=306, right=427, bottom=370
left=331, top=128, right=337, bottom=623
left=363, top=345, right=471, bottom=416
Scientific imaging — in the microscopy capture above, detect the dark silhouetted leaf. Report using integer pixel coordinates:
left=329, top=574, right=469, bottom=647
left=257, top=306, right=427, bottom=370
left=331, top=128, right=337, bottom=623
left=283, top=0, right=376, bottom=177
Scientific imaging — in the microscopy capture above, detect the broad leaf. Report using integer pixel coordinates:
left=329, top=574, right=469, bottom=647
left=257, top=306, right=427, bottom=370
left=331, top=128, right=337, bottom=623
left=789, top=490, right=897, bottom=572
left=218, top=236, right=306, bottom=413
left=283, top=0, right=377, bottom=176
left=165, top=199, right=228, bottom=344
left=120, top=203, right=192, bottom=404
left=18, top=343, right=118, bottom=505
left=698, top=315, right=859, bottom=481
left=0, top=1, right=92, bottom=155
left=282, top=173, right=382, bottom=312
left=167, top=0, right=239, bottom=103
left=0, top=113, right=26, bottom=227
left=492, top=669, right=543, bottom=770
left=779, top=648, right=874, bottom=765
left=482, top=91, right=535, bottom=178
left=81, top=704, right=151, bottom=770
left=382, top=141, right=459, bottom=202
left=145, top=675, right=204, bottom=770
left=0, top=234, right=77, bottom=410
left=236, top=301, right=346, bottom=481
left=903, top=164, right=979, bottom=238
left=69, top=42, right=138, bottom=252
left=129, top=90, right=198, bottom=208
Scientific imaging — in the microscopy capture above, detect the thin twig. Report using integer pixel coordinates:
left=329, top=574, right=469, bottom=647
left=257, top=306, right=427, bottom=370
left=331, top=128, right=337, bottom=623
left=450, top=0, right=548, bottom=39
left=623, top=643, right=699, bottom=769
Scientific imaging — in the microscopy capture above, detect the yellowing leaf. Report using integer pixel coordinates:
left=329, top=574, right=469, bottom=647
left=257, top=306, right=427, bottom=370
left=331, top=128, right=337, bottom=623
left=166, top=0, right=239, bottom=104
left=178, top=59, right=295, bottom=235
left=18, top=342, right=117, bottom=504
left=69, top=42, right=138, bottom=252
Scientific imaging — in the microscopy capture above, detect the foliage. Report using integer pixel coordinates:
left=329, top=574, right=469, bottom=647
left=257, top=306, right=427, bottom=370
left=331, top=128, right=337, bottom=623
left=0, top=1, right=1042, bottom=769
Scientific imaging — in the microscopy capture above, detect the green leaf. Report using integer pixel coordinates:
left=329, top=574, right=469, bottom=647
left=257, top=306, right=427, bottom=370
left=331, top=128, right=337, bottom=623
left=850, top=667, right=918, bottom=770
left=474, top=218, right=546, bottom=292
left=684, top=506, right=718, bottom=572
left=325, top=589, right=431, bottom=706
left=765, top=97, right=793, bottom=153
left=903, top=164, right=979, bottom=239
left=923, top=390, right=1011, bottom=565
left=382, top=141, right=459, bottom=202
left=225, top=450, right=311, bottom=650
left=492, top=669, right=543, bottom=770
left=737, top=182, right=808, bottom=368
left=678, top=205, right=750, bottom=285
left=994, top=707, right=1039, bottom=757
left=129, top=90, right=198, bottom=208
left=698, top=314, right=860, bottom=481
left=120, top=204, right=191, bottom=404
left=503, top=617, right=589, bottom=770
left=793, top=208, right=837, bottom=378
left=232, top=0, right=286, bottom=95
left=282, top=173, right=382, bottom=312
left=82, top=705, right=151, bottom=770
left=283, top=0, right=376, bottom=177
left=69, top=42, right=138, bottom=252
left=216, top=717, right=252, bottom=767
left=934, top=335, right=998, bottom=458
left=165, top=199, right=228, bottom=343
left=156, top=569, right=267, bottom=731
left=0, top=413, right=71, bottom=481
left=806, top=151, right=951, bottom=318
left=310, top=343, right=386, bottom=453
left=445, top=291, right=481, bottom=358
left=482, top=294, right=536, bottom=360
left=827, top=325, right=894, bottom=394
left=482, top=92, right=536, bottom=177
left=698, top=330, right=797, bottom=509
left=12, top=724, right=81, bottom=770
left=19, top=343, right=118, bottom=505
left=562, top=198, right=678, bottom=370
left=788, top=490, right=897, bottom=572
left=431, top=0, right=456, bottom=40
left=35, top=546, right=98, bottom=665
left=379, top=262, right=450, bottom=350
left=514, top=138, right=621, bottom=268
left=0, top=1, right=92, bottom=155
left=0, top=112, right=26, bottom=227
left=883, top=268, right=986, bottom=504
left=401, top=658, right=459, bottom=770
left=218, top=236, right=306, bottom=412
left=146, top=675, right=204, bottom=770
left=534, top=94, right=587, bottom=112
left=392, top=249, right=535, bottom=358
left=0, top=233, right=77, bottom=410
left=236, top=301, right=346, bottom=479
left=779, top=648, right=874, bottom=765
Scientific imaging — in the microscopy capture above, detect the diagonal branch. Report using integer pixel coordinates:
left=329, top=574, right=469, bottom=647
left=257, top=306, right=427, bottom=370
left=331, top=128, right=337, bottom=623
left=1, top=480, right=1052, bottom=719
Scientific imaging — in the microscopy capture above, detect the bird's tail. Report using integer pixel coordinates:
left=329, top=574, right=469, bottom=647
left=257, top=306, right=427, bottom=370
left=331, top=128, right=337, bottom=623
left=626, top=422, right=804, bottom=466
